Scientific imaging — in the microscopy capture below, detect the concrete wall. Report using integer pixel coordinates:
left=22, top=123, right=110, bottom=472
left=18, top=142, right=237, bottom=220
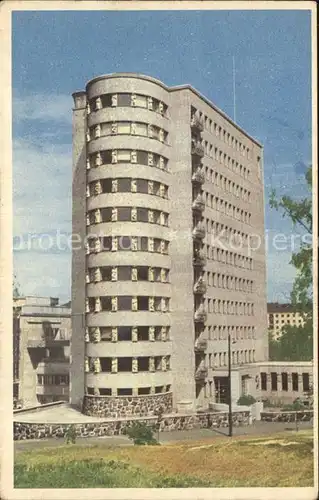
left=70, top=92, right=87, bottom=407
left=169, top=89, right=196, bottom=410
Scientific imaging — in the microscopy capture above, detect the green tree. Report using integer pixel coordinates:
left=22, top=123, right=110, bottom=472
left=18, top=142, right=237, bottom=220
left=268, top=329, right=280, bottom=360
left=269, top=324, right=313, bottom=361
left=269, top=166, right=313, bottom=361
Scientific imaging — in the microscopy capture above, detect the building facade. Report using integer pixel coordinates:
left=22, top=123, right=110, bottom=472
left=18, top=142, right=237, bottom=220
left=257, top=361, right=313, bottom=405
left=13, top=296, right=71, bottom=408
left=267, top=302, right=305, bottom=340
left=71, top=73, right=268, bottom=417
left=208, top=360, right=313, bottom=406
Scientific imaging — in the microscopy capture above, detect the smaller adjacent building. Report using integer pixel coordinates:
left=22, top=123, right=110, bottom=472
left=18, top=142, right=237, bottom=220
left=257, top=361, right=313, bottom=405
left=203, top=360, right=313, bottom=407
left=267, top=302, right=305, bottom=340
left=13, top=296, right=71, bottom=408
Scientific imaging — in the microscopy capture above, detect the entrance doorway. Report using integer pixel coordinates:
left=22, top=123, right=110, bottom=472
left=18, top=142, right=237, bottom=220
left=214, top=376, right=229, bottom=403
left=241, top=375, right=251, bottom=396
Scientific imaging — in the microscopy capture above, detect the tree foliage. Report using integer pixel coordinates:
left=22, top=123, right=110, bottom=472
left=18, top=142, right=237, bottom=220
left=269, top=326, right=313, bottom=362
left=269, top=165, right=313, bottom=361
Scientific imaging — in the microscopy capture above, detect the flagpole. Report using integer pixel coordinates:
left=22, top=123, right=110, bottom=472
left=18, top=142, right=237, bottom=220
left=232, top=56, right=236, bottom=123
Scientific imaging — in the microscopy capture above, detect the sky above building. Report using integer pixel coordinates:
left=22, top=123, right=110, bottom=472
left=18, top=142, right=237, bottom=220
left=12, top=8, right=312, bottom=303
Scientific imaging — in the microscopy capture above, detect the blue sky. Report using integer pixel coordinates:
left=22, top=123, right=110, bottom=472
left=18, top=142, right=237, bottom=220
left=12, top=9, right=312, bottom=303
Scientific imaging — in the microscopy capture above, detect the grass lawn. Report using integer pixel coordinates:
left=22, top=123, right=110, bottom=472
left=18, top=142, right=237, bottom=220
left=14, top=430, right=314, bottom=488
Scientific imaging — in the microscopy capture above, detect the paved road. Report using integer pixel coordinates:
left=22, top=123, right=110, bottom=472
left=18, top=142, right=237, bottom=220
left=14, top=421, right=312, bottom=453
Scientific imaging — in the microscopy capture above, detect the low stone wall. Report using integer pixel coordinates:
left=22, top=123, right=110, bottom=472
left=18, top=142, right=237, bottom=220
left=261, top=410, right=313, bottom=422
left=14, top=400, right=67, bottom=415
left=82, top=392, right=173, bottom=418
left=14, top=410, right=250, bottom=440
left=160, top=410, right=251, bottom=431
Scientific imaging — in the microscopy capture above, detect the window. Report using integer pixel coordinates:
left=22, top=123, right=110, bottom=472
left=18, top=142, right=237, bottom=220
left=100, top=327, right=112, bottom=341
left=137, top=267, right=149, bottom=281
left=99, top=388, right=112, bottom=396
left=302, top=373, right=310, bottom=392
left=117, top=93, right=131, bottom=107
left=100, top=358, right=112, bottom=372
left=117, top=388, right=132, bottom=396
left=117, top=296, right=132, bottom=310
left=117, top=266, right=131, bottom=281
left=281, top=372, right=288, bottom=391
left=138, top=357, right=149, bottom=371
left=138, top=387, right=151, bottom=395
left=271, top=372, right=277, bottom=391
left=118, top=326, right=131, bottom=341
left=117, top=358, right=133, bottom=372
left=137, top=296, right=149, bottom=310
left=292, top=373, right=299, bottom=391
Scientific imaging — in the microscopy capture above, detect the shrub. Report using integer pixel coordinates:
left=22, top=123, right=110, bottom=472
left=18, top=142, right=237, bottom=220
left=237, top=394, right=256, bottom=406
left=65, top=424, right=77, bottom=444
left=124, top=421, right=159, bottom=445
left=261, top=398, right=278, bottom=408
left=282, top=400, right=307, bottom=411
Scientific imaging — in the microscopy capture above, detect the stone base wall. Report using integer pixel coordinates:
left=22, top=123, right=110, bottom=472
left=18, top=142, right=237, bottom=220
left=260, top=410, right=313, bottom=422
left=82, top=392, right=173, bottom=418
left=14, top=410, right=250, bottom=440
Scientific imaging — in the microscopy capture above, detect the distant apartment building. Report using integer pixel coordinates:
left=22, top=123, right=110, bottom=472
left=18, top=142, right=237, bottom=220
left=267, top=302, right=305, bottom=340
left=13, top=296, right=71, bottom=408
left=71, top=73, right=268, bottom=417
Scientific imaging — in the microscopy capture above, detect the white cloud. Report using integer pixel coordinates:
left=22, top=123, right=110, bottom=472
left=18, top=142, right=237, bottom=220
left=13, top=93, right=72, bottom=124
left=13, top=138, right=72, bottom=236
left=12, top=90, right=74, bottom=301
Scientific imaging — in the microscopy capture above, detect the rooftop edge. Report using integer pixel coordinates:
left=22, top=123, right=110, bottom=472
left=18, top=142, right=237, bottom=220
left=82, top=72, right=263, bottom=148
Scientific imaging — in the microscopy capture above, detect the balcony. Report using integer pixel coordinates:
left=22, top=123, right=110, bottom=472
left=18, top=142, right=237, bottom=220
left=37, top=358, right=70, bottom=375
left=27, top=330, right=71, bottom=349
left=194, top=305, right=207, bottom=323
left=193, top=251, right=207, bottom=267
left=27, top=339, right=45, bottom=349
left=195, top=366, right=208, bottom=381
left=194, top=339, right=208, bottom=352
left=191, top=140, right=205, bottom=158
left=27, top=338, right=70, bottom=349
left=191, top=115, right=204, bottom=132
left=36, top=384, right=69, bottom=397
left=193, top=223, right=206, bottom=240
left=193, top=277, right=207, bottom=295
left=192, top=167, right=205, bottom=185
left=192, top=194, right=205, bottom=213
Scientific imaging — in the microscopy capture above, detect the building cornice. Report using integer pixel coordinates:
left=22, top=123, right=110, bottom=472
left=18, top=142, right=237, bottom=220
left=84, top=72, right=263, bottom=148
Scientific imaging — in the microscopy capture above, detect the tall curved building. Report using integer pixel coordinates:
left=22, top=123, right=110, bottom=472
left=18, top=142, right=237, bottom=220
left=71, top=73, right=268, bottom=417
